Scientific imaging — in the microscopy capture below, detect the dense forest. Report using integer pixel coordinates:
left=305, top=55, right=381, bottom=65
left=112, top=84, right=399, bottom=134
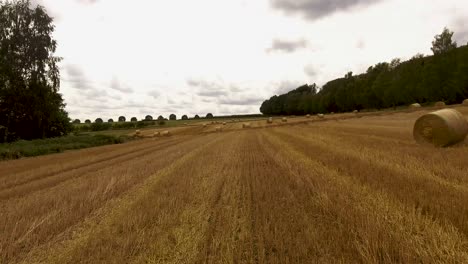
left=260, top=28, right=468, bottom=115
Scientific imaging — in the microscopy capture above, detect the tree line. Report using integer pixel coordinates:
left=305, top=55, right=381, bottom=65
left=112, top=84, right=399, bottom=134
left=260, top=28, right=468, bottom=115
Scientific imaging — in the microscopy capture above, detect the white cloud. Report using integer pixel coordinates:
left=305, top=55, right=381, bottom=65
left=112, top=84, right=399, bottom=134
left=29, top=0, right=468, bottom=120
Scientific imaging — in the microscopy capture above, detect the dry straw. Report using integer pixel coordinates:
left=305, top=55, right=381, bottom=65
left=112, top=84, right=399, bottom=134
left=413, top=109, right=468, bottom=147
left=202, top=123, right=207, bottom=128
left=282, top=117, right=287, bottom=122
left=463, top=99, right=468, bottom=106
left=215, top=126, right=222, bottom=132
left=242, top=123, right=251, bottom=128
left=435, top=101, right=446, bottom=108
left=222, top=122, right=227, bottom=125
left=153, top=131, right=160, bottom=137
left=161, top=131, right=170, bottom=137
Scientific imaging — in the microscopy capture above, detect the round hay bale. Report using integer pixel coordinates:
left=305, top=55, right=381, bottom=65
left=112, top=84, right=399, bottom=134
left=215, top=126, right=222, bottom=132
left=242, top=123, right=251, bottom=128
left=434, top=101, right=446, bottom=108
left=134, top=130, right=141, bottom=137
left=413, top=109, right=468, bottom=147
left=306, top=114, right=311, bottom=118
left=282, top=117, right=287, bottom=122
left=463, top=99, right=468, bottom=106
left=330, top=112, right=334, bottom=114
left=317, top=114, right=324, bottom=119
left=409, top=103, right=421, bottom=109
left=184, top=122, right=188, bottom=126
left=353, top=110, right=358, bottom=114
left=153, top=131, right=160, bottom=137
left=267, top=117, right=273, bottom=124
left=161, top=131, right=171, bottom=137
left=222, top=122, right=227, bottom=125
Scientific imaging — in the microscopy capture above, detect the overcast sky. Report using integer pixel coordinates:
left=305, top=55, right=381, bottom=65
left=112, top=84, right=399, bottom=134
left=32, top=0, right=468, bottom=120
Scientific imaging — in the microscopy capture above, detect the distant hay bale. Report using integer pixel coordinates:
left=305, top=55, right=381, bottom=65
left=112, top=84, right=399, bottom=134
left=134, top=130, right=141, bottom=137
left=317, top=114, right=324, bottom=119
left=153, top=131, right=160, bottom=137
left=409, top=103, right=421, bottom=109
left=202, top=123, right=207, bottom=128
left=242, top=123, right=251, bottom=128
left=353, top=110, right=358, bottom=114
left=463, top=99, right=468, bottom=106
left=306, top=114, right=311, bottom=118
left=413, top=109, right=468, bottom=147
left=161, top=131, right=171, bottom=137
left=267, top=117, right=273, bottom=124
left=435, top=101, right=446, bottom=108
left=215, top=126, right=222, bottom=132
left=184, top=122, right=188, bottom=126
left=282, top=117, right=287, bottom=122
left=222, top=122, right=227, bottom=125
left=330, top=112, right=334, bottom=114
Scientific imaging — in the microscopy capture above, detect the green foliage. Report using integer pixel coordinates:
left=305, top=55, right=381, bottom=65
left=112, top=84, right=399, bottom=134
left=145, top=115, right=153, bottom=121
left=131, top=117, right=137, bottom=122
left=181, top=115, right=188, bottom=120
left=108, top=119, right=114, bottom=123
left=206, top=113, right=213, bottom=118
left=118, top=116, right=126, bottom=122
left=73, top=119, right=81, bottom=124
left=0, top=0, right=71, bottom=142
left=158, top=119, right=166, bottom=125
left=157, top=115, right=164, bottom=120
left=432, top=27, right=457, bottom=55
left=169, top=114, right=176, bottom=120
left=95, top=118, right=103, bottom=123
left=0, top=134, right=127, bottom=160
left=261, top=43, right=468, bottom=115
left=85, top=119, right=91, bottom=124
left=194, top=115, right=200, bottom=119
left=90, top=122, right=111, bottom=131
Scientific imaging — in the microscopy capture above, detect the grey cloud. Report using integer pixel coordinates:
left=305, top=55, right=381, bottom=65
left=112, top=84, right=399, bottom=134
left=267, top=39, right=309, bottom=53
left=76, top=0, right=99, bottom=5
left=273, top=80, right=303, bottom=94
left=148, top=90, right=161, bottom=99
left=111, top=77, right=134, bottom=94
left=218, top=97, right=264, bottom=106
left=453, top=18, right=468, bottom=45
left=304, top=65, right=319, bottom=78
left=64, top=64, right=94, bottom=90
left=356, top=39, right=366, bottom=49
left=187, top=78, right=229, bottom=97
left=270, top=0, right=382, bottom=21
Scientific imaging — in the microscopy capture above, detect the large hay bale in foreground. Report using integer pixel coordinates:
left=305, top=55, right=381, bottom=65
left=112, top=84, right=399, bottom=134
left=410, top=103, right=421, bottom=109
left=413, top=109, right=468, bottom=147
left=161, top=131, right=171, bottom=137
left=242, top=123, right=251, bottom=128
left=267, top=117, right=273, bottom=124
left=435, top=101, right=446, bottom=108
left=282, top=117, right=287, bottom=122
left=463, top=99, right=468, bottom=106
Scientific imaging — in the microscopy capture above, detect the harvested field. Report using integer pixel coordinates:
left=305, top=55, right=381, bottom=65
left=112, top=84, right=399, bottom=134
left=1, top=107, right=468, bottom=263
